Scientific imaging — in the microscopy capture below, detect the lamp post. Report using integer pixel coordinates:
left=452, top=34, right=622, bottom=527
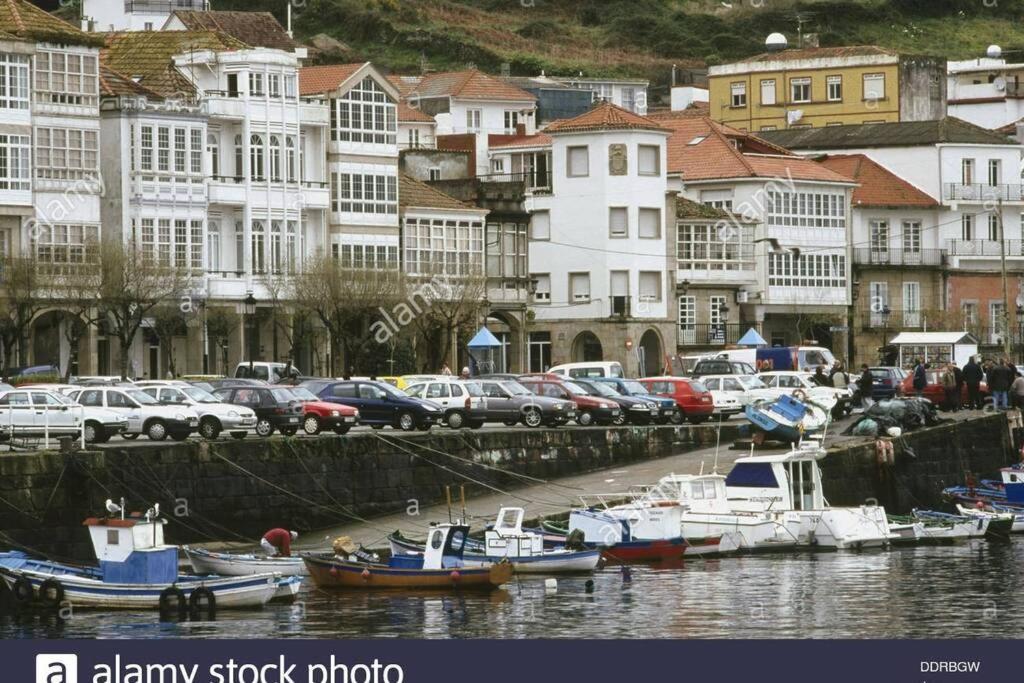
left=880, top=304, right=891, bottom=365
left=243, top=292, right=257, bottom=370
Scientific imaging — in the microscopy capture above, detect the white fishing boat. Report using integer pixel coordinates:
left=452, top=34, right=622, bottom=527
left=725, top=441, right=896, bottom=549
left=183, top=546, right=310, bottom=577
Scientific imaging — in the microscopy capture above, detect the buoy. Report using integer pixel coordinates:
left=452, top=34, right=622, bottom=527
left=584, top=579, right=595, bottom=593
left=361, top=568, right=371, bottom=581
left=449, top=570, right=461, bottom=582
left=544, top=578, right=557, bottom=592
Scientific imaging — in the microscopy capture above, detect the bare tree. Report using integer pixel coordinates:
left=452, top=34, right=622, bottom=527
left=408, top=266, right=488, bottom=373
left=206, top=307, right=240, bottom=376
left=151, top=303, right=188, bottom=378
left=96, top=241, right=193, bottom=380
left=292, top=255, right=403, bottom=376
left=258, top=269, right=297, bottom=372
left=0, top=255, right=45, bottom=380
left=47, top=255, right=106, bottom=382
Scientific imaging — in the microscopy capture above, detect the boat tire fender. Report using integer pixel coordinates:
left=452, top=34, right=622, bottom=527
left=38, top=579, right=64, bottom=609
left=158, top=586, right=188, bottom=621
left=189, top=586, right=216, bottom=621
left=12, top=577, right=33, bottom=604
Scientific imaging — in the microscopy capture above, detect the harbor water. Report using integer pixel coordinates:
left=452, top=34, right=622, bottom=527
left=2, top=540, right=1021, bottom=639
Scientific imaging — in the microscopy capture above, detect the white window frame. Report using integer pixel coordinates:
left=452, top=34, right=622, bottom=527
left=567, top=145, right=589, bottom=177
left=790, top=77, right=811, bottom=104
left=863, top=73, right=885, bottom=101
left=730, top=82, right=747, bottom=108
left=466, top=108, right=482, bottom=132
left=569, top=272, right=591, bottom=303
left=826, top=75, right=842, bottom=102
left=760, top=79, right=776, bottom=106
left=638, top=271, right=661, bottom=303
left=609, top=207, right=628, bottom=238
left=530, top=210, right=550, bottom=241
left=638, top=208, right=661, bottom=239
left=638, top=144, right=660, bottom=176
left=532, top=273, right=551, bottom=303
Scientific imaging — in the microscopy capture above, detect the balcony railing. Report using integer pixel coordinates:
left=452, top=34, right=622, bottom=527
left=944, top=183, right=1023, bottom=202
left=947, top=239, right=1024, bottom=257
left=679, top=323, right=759, bottom=347
left=858, top=308, right=928, bottom=331
left=478, top=171, right=552, bottom=195
left=852, top=248, right=944, bottom=267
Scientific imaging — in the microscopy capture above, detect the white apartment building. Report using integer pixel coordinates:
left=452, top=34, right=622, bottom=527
left=82, top=0, right=209, bottom=32
left=561, top=76, right=650, bottom=115
left=947, top=56, right=1024, bottom=131
left=398, top=101, right=437, bottom=150
left=526, top=102, right=674, bottom=376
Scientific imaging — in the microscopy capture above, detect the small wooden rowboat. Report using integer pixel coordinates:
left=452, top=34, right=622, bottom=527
left=183, top=546, right=309, bottom=577
left=305, top=522, right=512, bottom=590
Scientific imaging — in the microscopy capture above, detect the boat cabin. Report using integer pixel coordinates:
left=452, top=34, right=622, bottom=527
left=725, top=443, right=827, bottom=513
left=1001, top=467, right=1024, bottom=504
left=484, top=507, right=543, bottom=558
left=570, top=499, right=684, bottom=544
left=84, top=513, right=176, bottom=584
left=419, top=523, right=471, bottom=570
left=655, top=474, right=732, bottom=514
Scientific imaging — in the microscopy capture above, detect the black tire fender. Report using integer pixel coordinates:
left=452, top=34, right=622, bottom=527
left=158, top=585, right=188, bottom=621
left=189, top=586, right=216, bottom=621
left=12, top=576, right=33, bottom=604
left=38, top=579, right=64, bottom=609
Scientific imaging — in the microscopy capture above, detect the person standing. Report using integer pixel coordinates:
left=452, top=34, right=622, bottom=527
left=912, top=359, right=927, bottom=398
left=1011, top=372, right=1024, bottom=410
left=857, top=364, right=875, bottom=409
left=440, top=363, right=452, bottom=376
left=963, top=356, right=983, bottom=410
left=940, top=363, right=958, bottom=411
left=952, top=362, right=964, bottom=411
left=991, top=359, right=1012, bottom=410
left=812, top=366, right=829, bottom=387
left=261, top=528, right=298, bottom=557
left=830, top=362, right=849, bottom=390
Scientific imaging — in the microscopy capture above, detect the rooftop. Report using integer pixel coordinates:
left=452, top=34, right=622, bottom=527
left=299, top=62, right=368, bottom=96
left=168, top=10, right=296, bottom=51
left=102, top=30, right=245, bottom=96
left=405, top=69, right=536, bottom=103
left=488, top=132, right=552, bottom=149
left=758, top=118, right=1014, bottom=150
left=398, top=101, right=435, bottom=123
left=816, top=154, right=938, bottom=208
left=399, top=174, right=478, bottom=213
left=99, top=65, right=163, bottom=99
left=0, top=0, right=103, bottom=47
left=546, top=101, right=669, bottom=135
left=740, top=45, right=898, bottom=65
left=675, top=197, right=731, bottom=221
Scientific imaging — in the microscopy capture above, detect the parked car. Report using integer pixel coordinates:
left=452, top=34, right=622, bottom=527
left=71, top=376, right=134, bottom=386
left=211, top=386, right=304, bottom=437
left=306, top=379, right=442, bottom=431
left=899, top=369, right=988, bottom=408
left=571, top=377, right=659, bottom=425
left=709, top=390, right=743, bottom=420
left=273, top=385, right=360, bottom=435
left=139, top=384, right=257, bottom=440
left=699, top=375, right=774, bottom=406
left=867, top=367, right=907, bottom=400
left=17, top=383, right=81, bottom=396
left=234, top=362, right=301, bottom=383
left=547, top=362, right=625, bottom=379
left=403, top=379, right=487, bottom=429
left=518, top=377, right=621, bottom=426
left=757, top=371, right=855, bottom=417
left=691, top=359, right=756, bottom=377
left=67, top=387, right=199, bottom=441
left=593, top=377, right=680, bottom=424
left=0, top=388, right=128, bottom=443
left=475, top=379, right=577, bottom=427
left=636, top=377, right=715, bottom=424
left=203, top=378, right=268, bottom=390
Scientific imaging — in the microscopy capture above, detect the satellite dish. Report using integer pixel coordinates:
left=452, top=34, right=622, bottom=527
left=787, top=109, right=804, bottom=125
left=987, top=44, right=1003, bottom=59
left=995, top=76, right=1007, bottom=92
left=766, top=33, right=788, bottom=52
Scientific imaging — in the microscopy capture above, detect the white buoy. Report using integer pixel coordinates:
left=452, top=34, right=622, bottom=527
left=544, top=578, right=557, bottom=592
left=988, top=44, right=1003, bottom=60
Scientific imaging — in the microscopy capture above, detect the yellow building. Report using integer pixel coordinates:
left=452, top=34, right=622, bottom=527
left=707, top=46, right=946, bottom=133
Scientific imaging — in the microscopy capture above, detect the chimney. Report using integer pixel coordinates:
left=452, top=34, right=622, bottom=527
left=515, top=122, right=526, bottom=137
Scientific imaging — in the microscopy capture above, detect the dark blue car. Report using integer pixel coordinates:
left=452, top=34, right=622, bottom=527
left=868, top=367, right=906, bottom=400
left=594, top=377, right=681, bottom=424
left=303, top=379, right=442, bottom=431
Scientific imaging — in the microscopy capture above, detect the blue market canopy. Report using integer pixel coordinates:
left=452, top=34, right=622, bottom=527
left=467, top=327, right=502, bottom=349
left=737, top=328, right=767, bottom=346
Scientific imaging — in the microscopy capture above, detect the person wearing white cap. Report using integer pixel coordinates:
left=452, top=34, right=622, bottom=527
left=260, top=528, right=299, bottom=557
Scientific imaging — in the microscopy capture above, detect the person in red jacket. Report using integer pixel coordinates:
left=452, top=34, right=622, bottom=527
left=261, top=528, right=298, bottom=557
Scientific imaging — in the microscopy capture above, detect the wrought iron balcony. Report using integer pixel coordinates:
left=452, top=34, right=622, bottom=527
left=478, top=171, right=552, bottom=195
left=678, top=323, right=759, bottom=347
left=943, top=183, right=1024, bottom=202
left=852, top=248, right=944, bottom=267
left=947, top=239, right=1024, bottom=257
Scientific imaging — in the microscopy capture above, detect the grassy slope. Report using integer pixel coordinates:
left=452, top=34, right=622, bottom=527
left=211, top=0, right=1024, bottom=83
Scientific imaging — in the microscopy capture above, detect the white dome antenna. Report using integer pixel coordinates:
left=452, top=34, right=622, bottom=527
left=766, top=33, right=788, bottom=52
left=987, top=44, right=1003, bottom=59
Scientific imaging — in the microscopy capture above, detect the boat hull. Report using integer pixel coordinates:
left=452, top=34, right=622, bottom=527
left=184, top=546, right=309, bottom=577
left=388, top=536, right=600, bottom=573
left=597, top=538, right=687, bottom=562
left=303, top=554, right=512, bottom=590
left=681, top=514, right=801, bottom=551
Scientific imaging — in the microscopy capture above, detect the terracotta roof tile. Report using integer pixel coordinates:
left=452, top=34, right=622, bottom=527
left=99, top=65, right=162, bottom=99
left=102, top=30, right=245, bottom=97
left=676, top=197, right=731, bottom=220
left=299, top=62, right=367, bottom=96
left=759, top=118, right=1013, bottom=149
left=816, top=154, right=938, bottom=207
left=409, top=69, right=535, bottom=102
left=0, top=0, right=102, bottom=47
left=546, top=101, right=669, bottom=134
left=399, top=174, right=477, bottom=212
left=398, top=101, right=435, bottom=123
left=169, top=11, right=296, bottom=51
left=488, top=132, right=552, bottom=149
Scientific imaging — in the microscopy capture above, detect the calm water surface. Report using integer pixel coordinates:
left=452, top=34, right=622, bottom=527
left=1, top=540, right=1021, bottom=639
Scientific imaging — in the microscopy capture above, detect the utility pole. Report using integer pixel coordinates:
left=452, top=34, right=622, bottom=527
left=999, top=197, right=1011, bottom=357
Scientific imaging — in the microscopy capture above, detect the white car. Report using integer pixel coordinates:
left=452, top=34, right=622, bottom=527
left=67, top=387, right=200, bottom=441
left=699, top=375, right=775, bottom=406
left=709, top=390, right=743, bottom=419
left=757, top=371, right=853, bottom=416
left=0, top=388, right=128, bottom=443
left=139, top=385, right=257, bottom=440
left=404, top=379, right=488, bottom=429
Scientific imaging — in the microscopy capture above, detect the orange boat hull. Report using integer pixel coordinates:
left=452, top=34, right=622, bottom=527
left=303, top=555, right=512, bottom=590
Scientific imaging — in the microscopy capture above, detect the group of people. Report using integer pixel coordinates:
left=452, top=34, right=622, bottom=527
left=909, top=356, right=1024, bottom=411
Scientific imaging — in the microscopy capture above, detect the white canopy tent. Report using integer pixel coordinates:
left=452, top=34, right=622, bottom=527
left=889, top=332, right=979, bottom=369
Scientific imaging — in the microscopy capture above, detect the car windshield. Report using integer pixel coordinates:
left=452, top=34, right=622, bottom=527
left=501, top=381, right=532, bottom=396
left=563, top=381, right=588, bottom=395
left=378, top=383, right=408, bottom=399
left=51, top=392, right=75, bottom=405
left=270, top=388, right=295, bottom=402
left=183, top=387, right=220, bottom=403
left=126, top=389, right=159, bottom=405
left=738, top=376, right=768, bottom=390
left=301, top=381, right=330, bottom=396
left=621, top=380, right=649, bottom=394
left=462, top=382, right=484, bottom=397
left=288, top=387, right=318, bottom=401
left=588, top=382, right=620, bottom=397
left=689, top=380, right=709, bottom=393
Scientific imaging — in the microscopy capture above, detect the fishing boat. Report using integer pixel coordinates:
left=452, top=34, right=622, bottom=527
left=744, top=395, right=833, bottom=444
left=952, top=504, right=1015, bottom=540
left=183, top=546, right=309, bottom=577
left=887, top=510, right=981, bottom=544
left=0, top=506, right=288, bottom=610
left=305, top=522, right=512, bottom=590
left=725, top=441, right=896, bottom=549
left=388, top=507, right=600, bottom=574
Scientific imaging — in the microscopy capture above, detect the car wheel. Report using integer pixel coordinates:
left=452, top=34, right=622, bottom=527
left=670, top=409, right=684, bottom=425
left=83, top=422, right=103, bottom=444
left=122, top=433, right=139, bottom=440
left=612, top=411, right=627, bottom=426
left=280, top=427, right=298, bottom=437
left=398, top=411, right=416, bottom=431
left=199, top=418, right=221, bottom=440
left=303, top=415, right=322, bottom=435
left=333, top=426, right=350, bottom=435
left=230, top=432, right=246, bottom=440
left=523, top=408, right=543, bottom=428
left=146, top=420, right=168, bottom=441
left=577, top=410, right=594, bottom=426
left=446, top=411, right=465, bottom=429
left=688, top=415, right=709, bottom=425
left=255, top=419, right=274, bottom=437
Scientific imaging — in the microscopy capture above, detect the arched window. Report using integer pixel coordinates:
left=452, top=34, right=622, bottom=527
left=251, top=220, right=266, bottom=274
left=207, top=133, right=220, bottom=177
left=286, top=137, right=296, bottom=182
left=270, top=220, right=283, bottom=273
left=286, top=220, right=298, bottom=273
left=269, top=135, right=281, bottom=181
left=250, top=134, right=264, bottom=180
left=233, top=134, right=243, bottom=179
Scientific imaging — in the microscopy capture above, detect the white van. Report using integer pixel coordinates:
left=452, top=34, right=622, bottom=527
left=233, top=362, right=301, bottom=383
left=546, top=362, right=625, bottom=379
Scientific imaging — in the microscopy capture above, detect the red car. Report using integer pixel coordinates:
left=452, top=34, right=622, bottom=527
left=274, top=385, right=360, bottom=434
left=898, top=370, right=988, bottom=409
left=518, top=376, right=621, bottom=426
left=637, top=376, right=715, bottom=424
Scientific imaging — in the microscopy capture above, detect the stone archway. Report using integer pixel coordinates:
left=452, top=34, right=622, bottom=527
left=638, top=328, right=663, bottom=377
left=571, top=331, right=603, bottom=363
left=485, top=311, right=522, bottom=374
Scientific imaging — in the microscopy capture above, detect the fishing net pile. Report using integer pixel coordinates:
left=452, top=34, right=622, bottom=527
left=841, top=398, right=944, bottom=438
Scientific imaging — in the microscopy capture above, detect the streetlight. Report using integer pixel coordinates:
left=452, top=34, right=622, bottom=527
left=880, top=305, right=891, bottom=365
left=243, top=292, right=257, bottom=371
